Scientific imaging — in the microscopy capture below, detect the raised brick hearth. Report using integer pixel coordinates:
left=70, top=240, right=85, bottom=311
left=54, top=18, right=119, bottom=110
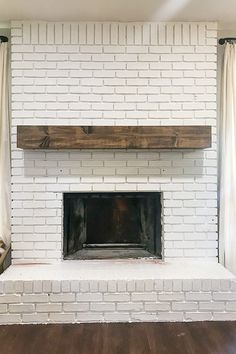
left=1, top=261, right=236, bottom=324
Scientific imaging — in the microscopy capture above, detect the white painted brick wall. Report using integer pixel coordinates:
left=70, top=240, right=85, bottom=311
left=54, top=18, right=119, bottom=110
left=11, top=21, right=218, bottom=263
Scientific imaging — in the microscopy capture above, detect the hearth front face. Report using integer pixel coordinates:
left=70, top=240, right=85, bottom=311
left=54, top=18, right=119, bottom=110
left=63, top=192, right=162, bottom=260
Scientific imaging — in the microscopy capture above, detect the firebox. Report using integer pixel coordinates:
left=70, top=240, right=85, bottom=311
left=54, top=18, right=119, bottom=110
left=63, top=192, right=162, bottom=259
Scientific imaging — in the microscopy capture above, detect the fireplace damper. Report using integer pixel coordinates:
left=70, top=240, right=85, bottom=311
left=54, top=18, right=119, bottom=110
left=63, top=192, right=162, bottom=260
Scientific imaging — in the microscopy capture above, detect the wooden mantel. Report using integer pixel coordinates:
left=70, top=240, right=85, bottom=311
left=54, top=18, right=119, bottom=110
left=17, top=125, right=211, bottom=150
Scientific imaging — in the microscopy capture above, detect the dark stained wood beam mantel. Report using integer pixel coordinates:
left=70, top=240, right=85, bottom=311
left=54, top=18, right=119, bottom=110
left=17, top=125, right=211, bottom=150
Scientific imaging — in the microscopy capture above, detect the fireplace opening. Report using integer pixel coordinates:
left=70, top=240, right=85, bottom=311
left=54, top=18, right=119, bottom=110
left=63, top=192, right=162, bottom=260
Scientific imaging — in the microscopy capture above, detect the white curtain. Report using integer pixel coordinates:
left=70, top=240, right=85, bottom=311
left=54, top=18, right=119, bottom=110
left=0, top=42, right=11, bottom=247
left=220, top=43, right=236, bottom=274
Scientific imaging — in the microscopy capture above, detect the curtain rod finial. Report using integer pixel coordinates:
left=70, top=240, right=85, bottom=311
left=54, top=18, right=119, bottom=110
left=219, top=38, right=226, bottom=45
left=0, top=36, right=8, bottom=43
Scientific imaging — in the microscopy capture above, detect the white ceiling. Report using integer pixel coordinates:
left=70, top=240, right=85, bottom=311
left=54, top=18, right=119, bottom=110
left=0, top=0, right=235, bottom=26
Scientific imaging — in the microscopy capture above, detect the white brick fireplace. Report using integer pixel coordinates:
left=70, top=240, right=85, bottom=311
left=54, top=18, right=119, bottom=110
left=1, top=20, right=236, bottom=325
left=11, top=21, right=218, bottom=264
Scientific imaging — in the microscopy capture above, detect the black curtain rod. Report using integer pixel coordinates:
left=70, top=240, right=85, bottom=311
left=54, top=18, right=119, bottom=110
left=0, top=36, right=8, bottom=43
left=219, top=37, right=236, bottom=45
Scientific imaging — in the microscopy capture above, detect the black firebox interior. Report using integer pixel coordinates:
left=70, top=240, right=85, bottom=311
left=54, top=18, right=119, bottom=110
left=63, top=192, right=162, bottom=260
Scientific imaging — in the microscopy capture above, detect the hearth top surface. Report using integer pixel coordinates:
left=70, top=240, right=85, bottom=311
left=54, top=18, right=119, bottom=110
left=1, top=261, right=234, bottom=281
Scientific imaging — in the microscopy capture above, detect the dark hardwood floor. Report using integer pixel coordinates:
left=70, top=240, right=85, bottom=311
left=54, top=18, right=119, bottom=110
left=0, top=322, right=236, bottom=354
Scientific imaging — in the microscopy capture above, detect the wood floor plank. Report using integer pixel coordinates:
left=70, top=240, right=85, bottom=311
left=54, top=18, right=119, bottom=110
left=0, top=322, right=236, bottom=354
left=129, top=323, right=152, bottom=354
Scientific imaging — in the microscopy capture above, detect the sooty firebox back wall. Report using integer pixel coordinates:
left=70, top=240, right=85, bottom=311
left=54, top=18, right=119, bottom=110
left=63, top=192, right=162, bottom=260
